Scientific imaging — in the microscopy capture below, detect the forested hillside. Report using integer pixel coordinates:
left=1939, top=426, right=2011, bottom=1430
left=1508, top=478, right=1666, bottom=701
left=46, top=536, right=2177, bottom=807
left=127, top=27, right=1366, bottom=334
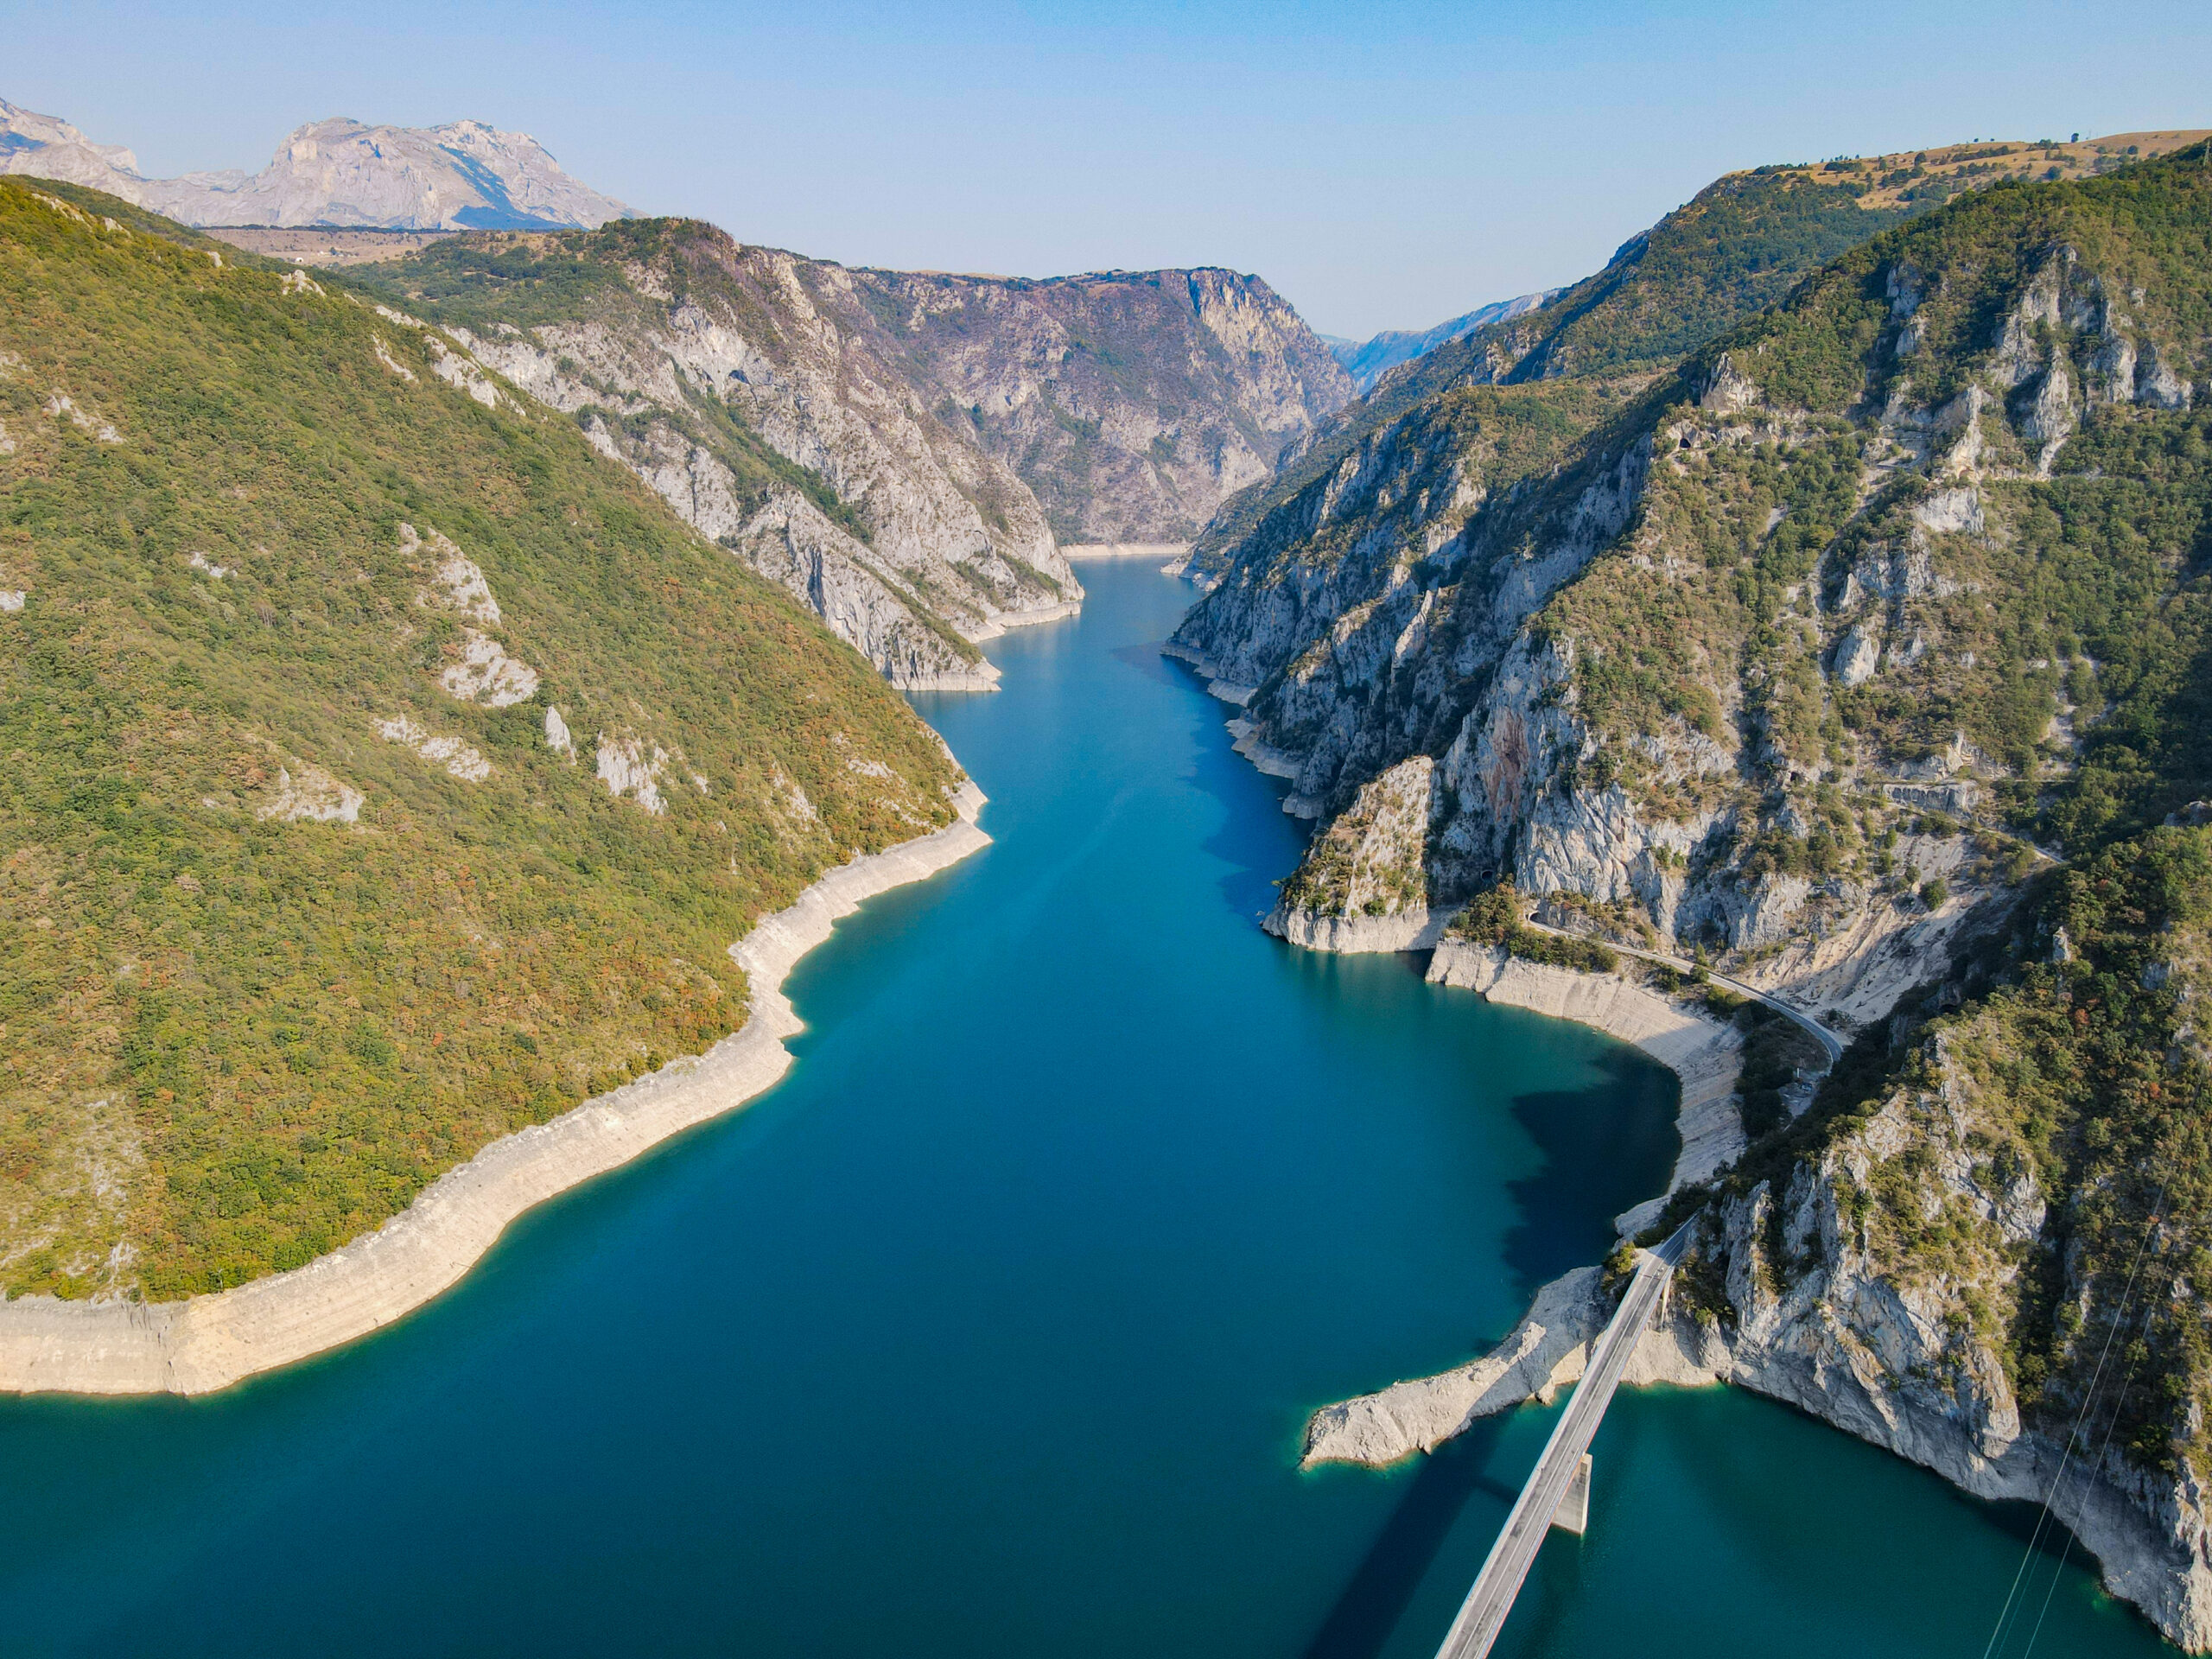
left=0, top=180, right=963, bottom=1299
left=1184, top=130, right=2209, bottom=581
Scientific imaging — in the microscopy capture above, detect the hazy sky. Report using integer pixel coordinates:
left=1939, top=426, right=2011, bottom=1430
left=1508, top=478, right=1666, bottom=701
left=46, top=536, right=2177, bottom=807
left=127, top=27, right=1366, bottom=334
left=8, top=0, right=2209, bottom=337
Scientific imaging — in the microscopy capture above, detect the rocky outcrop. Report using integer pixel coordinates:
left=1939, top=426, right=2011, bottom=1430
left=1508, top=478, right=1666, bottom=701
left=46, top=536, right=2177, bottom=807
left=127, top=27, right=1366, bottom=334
left=360, top=232, right=1343, bottom=690
left=1302, top=1266, right=1614, bottom=1465
left=1218, top=147, right=2212, bottom=1645
left=1173, top=167, right=2212, bottom=1039
left=1178, top=134, right=2212, bottom=596
left=0, top=785, right=990, bottom=1395
left=1, top=101, right=631, bottom=229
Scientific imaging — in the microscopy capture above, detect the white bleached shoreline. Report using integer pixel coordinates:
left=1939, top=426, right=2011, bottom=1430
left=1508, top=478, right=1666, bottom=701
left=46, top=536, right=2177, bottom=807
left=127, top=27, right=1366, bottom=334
left=1427, top=942, right=1745, bottom=1225
left=0, top=783, right=992, bottom=1396
left=1060, top=541, right=1191, bottom=562
left=1302, top=944, right=1745, bottom=1469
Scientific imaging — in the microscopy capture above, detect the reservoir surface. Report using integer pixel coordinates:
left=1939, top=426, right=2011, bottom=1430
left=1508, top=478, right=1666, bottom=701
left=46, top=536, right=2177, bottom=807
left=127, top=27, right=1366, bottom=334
left=0, top=561, right=2162, bottom=1656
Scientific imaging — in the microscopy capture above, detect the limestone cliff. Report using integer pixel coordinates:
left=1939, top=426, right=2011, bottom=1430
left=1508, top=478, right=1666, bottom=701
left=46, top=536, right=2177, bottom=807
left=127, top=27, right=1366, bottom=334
left=346, top=222, right=1080, bottom=690
left=1323, top=903, right=2212, bottom=1648
left=1179, top=129, right=2210, bottom=588
left=849, top=265, right=1353, bottom=545
left=347, top=229, right=1354, bottom=688
left=1220, top=143, right=2212, bottom=1645
left=1178, top=144, right=2212, bottom=1034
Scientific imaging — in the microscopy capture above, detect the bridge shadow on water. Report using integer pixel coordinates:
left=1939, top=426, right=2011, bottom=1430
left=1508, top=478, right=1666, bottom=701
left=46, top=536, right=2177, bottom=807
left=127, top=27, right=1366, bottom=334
left=1298, top=1043, right=1680, bottom=1658
left=1300, top=1420, right=1517, bottom=1659
left=1145, top=644, right=1681, bottom=1657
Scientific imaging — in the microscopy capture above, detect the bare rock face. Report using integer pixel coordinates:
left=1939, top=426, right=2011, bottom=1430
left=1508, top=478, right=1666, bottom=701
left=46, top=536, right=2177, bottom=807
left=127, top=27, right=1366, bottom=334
left=1, top=101, right=631, bottom=229
left=1307, top=976, right=2212, bottom=1647
left=1664, top=1032, right=2212, bottom=1650
left=1169, top=200, right=2211, bottom=1038
left=377, top=225, right=1079, bottom=690
left=361, top=226, right=1345, bottom=689
left=9, top=104, right=1349, bottom=678
left=857, top=266, right=1354, bottom=544
left=1219, top=149, right=2212, bottom=1643
left=0, top=99, right=147, bottom=194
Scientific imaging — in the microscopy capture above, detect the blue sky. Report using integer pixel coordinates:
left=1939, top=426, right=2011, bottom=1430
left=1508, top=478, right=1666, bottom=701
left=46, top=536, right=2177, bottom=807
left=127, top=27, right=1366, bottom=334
left=8, top=0, right=2209, bottom=336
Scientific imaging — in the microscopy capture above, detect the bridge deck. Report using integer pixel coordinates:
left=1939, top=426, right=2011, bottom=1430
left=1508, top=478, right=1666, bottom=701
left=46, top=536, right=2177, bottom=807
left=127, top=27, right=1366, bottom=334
left=1431, top=1229, right=1688, bottom=1659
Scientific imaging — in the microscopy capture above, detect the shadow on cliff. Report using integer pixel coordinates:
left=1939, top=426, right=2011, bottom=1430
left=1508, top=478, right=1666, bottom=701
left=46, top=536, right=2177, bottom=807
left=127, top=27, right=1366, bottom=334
left=1501, top=1047, right=1679, bottom=1300
left=1300, top=1420, right=1516, bottom=1659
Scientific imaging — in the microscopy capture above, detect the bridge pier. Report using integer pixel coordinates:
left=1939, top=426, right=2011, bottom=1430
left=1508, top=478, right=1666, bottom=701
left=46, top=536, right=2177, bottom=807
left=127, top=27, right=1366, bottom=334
left=1550, top=1453, right=1592, bottom=1536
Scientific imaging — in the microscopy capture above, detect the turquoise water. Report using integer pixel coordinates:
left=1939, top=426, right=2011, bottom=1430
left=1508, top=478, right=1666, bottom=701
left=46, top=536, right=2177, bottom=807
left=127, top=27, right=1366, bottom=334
left=0, top=562, right=2162, bottom=1656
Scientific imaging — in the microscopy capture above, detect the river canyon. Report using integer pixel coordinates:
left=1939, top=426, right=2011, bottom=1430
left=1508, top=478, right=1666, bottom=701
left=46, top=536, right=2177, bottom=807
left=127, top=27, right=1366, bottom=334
left=0, top=562, right=2161, bottom=1656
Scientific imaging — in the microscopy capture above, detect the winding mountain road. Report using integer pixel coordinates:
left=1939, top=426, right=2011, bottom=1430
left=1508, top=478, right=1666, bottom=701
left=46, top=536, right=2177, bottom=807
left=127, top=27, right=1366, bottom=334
left=1520, top=921, right=1845, bottom=1064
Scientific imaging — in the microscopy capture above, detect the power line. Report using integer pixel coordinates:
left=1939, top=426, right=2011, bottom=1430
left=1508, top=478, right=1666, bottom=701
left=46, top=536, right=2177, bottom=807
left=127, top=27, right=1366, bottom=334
left=2018, top=1193, right=2175, bottom=1658
left=1980, top=1176, right=2171, bottom=1659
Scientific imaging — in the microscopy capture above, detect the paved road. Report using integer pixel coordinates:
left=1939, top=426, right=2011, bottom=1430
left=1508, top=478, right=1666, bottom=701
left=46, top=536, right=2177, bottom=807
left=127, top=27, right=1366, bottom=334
left=1431, top=1227, right=1692, bottom=1659
left=1519, top=921, right=1846, bottom=1065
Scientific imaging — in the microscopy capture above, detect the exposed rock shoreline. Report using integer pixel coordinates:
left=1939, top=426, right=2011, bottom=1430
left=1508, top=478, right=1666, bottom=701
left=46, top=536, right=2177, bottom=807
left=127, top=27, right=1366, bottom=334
left=1300, top=934, right=2212, bottom=1649
left=0, top=784, right=993, bottom=1397
left=1060, top=542, right=1191, bottom=563
left=1302, top=1194, right=2210, bottom=1649
left=1182, top=636, right=2210, bottom=1643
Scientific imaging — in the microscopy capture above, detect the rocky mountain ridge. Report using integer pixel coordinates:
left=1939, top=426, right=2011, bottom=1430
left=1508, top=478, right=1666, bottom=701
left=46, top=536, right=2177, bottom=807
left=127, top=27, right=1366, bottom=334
left=1325, top=287, right=1559, bottom=391
left=4, top=98, right=1353, bottom=689
left=0, top=99, right=632, bottom=229
left=1179, top=130, right=2211, bottom=588
left=1177, top=141, right=2212, bottom=1642
left=342, top=226, right=1352, bottom=686
left=1184, top=148, right=2210, bottom=965
left=861, top=264, right=1353, bottom=545
left=340, top=223, right=1078, bottom=690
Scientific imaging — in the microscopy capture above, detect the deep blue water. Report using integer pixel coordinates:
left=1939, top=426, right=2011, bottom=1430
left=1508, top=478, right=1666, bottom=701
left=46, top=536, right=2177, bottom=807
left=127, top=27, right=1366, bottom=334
left=0, top=562, right=2162, bottom=1656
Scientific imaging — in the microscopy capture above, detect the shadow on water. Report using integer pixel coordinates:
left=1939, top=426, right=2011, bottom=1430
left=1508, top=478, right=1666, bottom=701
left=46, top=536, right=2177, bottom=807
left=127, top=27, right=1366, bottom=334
left=1296, top=1048, right=1677, bottom=1659
left=1300, top=1421, right=1516, bottom=1659
left=1147, top=622, right=1675, bottom=1659
left=1154, top=650, right=1313, bottom=924
left=1110, top=638, right=1189, bottom=690
left=1499, top=1048, right=1680, bottom=1300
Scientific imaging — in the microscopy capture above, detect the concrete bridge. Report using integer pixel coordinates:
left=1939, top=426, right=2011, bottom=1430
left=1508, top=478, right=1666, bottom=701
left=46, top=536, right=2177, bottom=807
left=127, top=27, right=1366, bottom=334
left=1431, top=1226, right=1692, bottom=1659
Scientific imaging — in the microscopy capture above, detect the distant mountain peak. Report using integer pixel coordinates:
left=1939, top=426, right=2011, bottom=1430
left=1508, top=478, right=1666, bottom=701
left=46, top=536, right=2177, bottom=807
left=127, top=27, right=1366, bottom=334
left=1329, top=289, right=1561, bottom=391
left=0, top=99, right=631, bottom=230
